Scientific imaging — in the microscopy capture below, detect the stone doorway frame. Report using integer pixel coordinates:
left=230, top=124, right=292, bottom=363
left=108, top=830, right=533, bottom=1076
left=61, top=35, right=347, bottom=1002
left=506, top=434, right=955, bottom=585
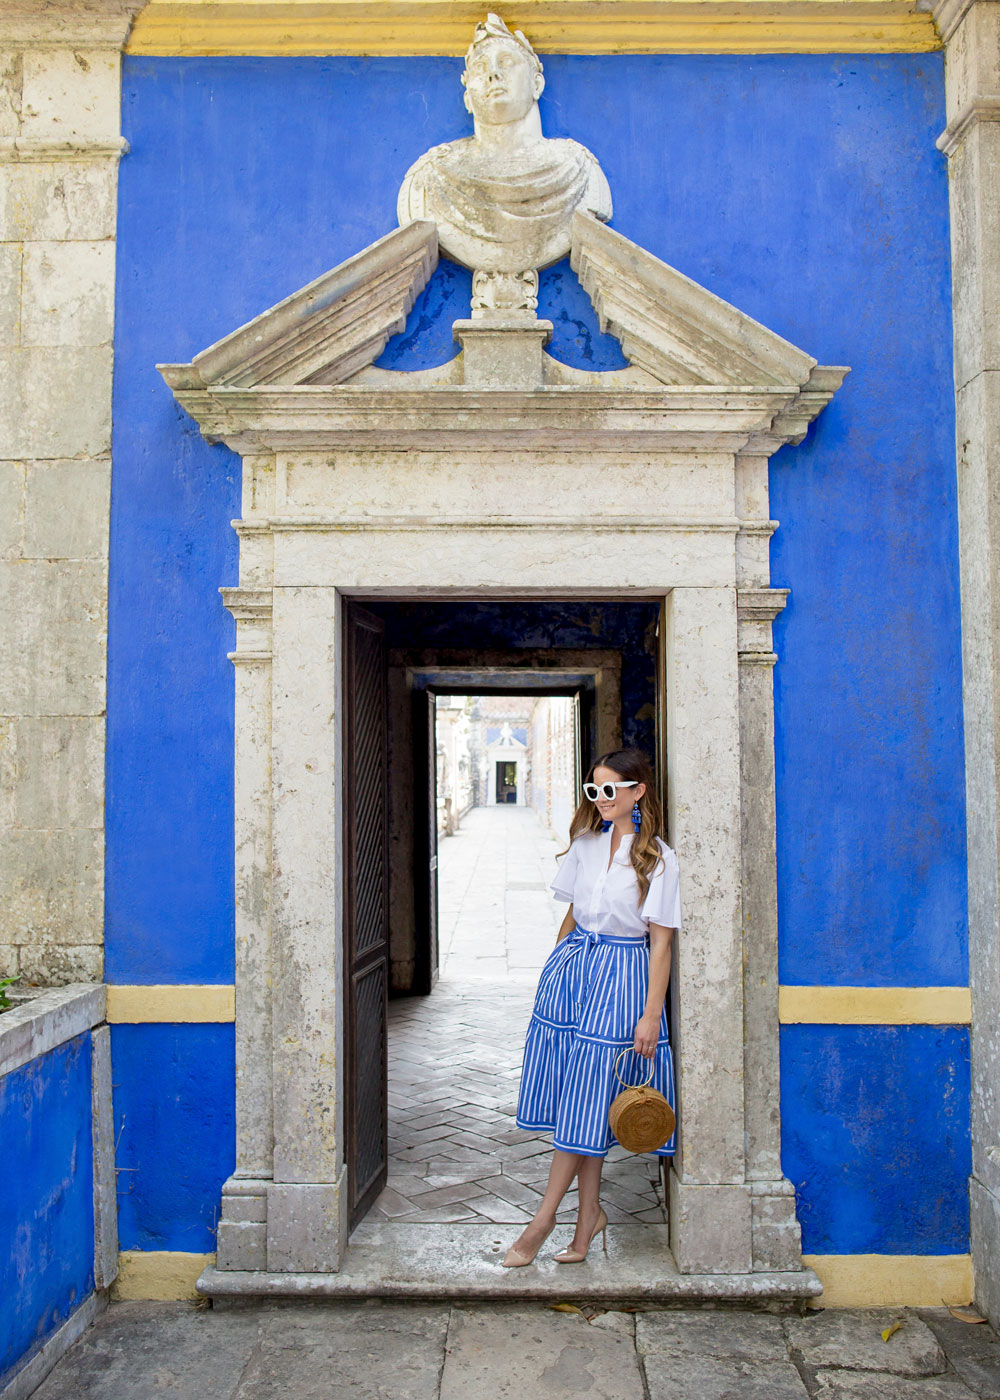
left=159, top=213, right=846, bottom=1295
left=210, top=574, right=799, bottom=1285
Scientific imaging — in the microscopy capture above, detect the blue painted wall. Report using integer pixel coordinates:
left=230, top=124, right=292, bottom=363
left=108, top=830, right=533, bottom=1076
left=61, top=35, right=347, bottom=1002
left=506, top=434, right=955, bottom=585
left=112, top=1024, right=235, bottom=1252
left=1, top=1034, right=94, bottom=1383
left=781, top=1025, right=971, bottom=1252
left=110, top=52, right=967, bottom=1254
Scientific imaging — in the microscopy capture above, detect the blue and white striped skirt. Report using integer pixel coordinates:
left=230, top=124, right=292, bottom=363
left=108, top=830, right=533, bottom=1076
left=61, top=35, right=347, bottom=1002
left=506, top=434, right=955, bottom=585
left=515, top=925, right=676, bottom=1158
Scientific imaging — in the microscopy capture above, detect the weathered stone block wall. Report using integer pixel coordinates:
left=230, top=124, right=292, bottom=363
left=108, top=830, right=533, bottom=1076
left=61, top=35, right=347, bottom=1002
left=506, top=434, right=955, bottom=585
left=937, top=0, right=1000, bottom=1328
left=0, top=10, right=134, bottom=984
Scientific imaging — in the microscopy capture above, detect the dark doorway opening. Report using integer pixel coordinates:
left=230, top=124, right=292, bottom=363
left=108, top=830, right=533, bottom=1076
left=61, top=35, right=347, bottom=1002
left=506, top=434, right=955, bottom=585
left=343, top=598, right=665, bottom=1234
left=496, top=761, right=518, bottom=803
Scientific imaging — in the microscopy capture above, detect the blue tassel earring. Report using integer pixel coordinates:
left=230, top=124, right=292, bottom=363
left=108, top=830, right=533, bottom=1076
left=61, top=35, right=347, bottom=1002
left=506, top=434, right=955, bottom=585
left=601, top=819, right=612, bottom=833
left=631, top=801, right=642, bottom=834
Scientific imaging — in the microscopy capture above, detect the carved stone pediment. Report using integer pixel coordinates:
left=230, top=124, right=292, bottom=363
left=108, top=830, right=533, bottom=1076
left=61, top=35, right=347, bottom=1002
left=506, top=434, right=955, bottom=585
left=571, top=211, right=817, bottom=391
left=159, top=222, right=438, bottom=392
left=159, top=216, right=847, bottom=459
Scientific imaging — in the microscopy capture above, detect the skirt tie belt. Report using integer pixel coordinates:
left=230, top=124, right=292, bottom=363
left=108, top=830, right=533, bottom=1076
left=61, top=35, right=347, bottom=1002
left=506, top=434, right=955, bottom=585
left=564, top=924, right=648, bottom=1019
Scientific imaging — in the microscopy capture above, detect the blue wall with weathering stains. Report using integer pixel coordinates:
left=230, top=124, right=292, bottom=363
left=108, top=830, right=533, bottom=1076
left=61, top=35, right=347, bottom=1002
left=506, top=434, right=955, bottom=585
left=108, top=53, right=967, bottom=1256
left=1, top=1034, right=95, bottom=1385
left=111, top=1025, right=235, bottom=1253
left=781, top=1025, right=972, bottom=1253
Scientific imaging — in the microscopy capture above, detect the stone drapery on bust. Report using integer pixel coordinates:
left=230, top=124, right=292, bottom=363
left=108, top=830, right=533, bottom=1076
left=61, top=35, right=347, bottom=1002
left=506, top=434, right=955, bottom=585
left=396, top=13, right=612, bottom=277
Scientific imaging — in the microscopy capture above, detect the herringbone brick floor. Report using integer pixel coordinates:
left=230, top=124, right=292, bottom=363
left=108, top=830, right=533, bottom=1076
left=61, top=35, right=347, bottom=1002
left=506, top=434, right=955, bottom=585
left=368, top=806, right=668, bottom=1229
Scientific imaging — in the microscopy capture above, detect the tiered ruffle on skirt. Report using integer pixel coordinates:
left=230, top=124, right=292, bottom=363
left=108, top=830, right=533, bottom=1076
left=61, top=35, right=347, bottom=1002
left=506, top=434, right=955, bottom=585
left=515, top=925, right=676, bottom=1158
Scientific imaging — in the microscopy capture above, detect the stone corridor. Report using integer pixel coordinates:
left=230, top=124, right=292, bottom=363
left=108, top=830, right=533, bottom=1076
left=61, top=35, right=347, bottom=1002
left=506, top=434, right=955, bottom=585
left=366, top=806, right=668, bottom=1231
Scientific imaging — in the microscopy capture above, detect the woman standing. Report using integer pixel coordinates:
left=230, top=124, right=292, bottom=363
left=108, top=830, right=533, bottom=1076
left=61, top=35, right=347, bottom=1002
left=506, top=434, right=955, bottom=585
left=503, top=748, right=680, bottom=1267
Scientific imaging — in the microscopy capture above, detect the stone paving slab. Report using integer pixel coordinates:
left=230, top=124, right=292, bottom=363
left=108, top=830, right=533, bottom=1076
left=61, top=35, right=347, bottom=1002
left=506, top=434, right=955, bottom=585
left=636, top=1308, right=790, bottom=1361
left=439, top=1305, right=644, bottom=1400
left=233, top=1304, right=450, bottom=1400
left=812, top=1369, right=978, bottom=1398
left=785, top=1307, right=947, bottom=1375
left=29, top=1302, right=264, bottom=1400
left=920, top=1311, right=1000, bottom=1398
left=642, top=1354, right=811, bottom=1399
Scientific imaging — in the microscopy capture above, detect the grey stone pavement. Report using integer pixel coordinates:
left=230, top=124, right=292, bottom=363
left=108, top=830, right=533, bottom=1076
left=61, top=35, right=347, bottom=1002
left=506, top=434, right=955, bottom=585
left=25, top=807, right=1000, bottom=1397
left=31, top=1300, right=1000, bottom=1399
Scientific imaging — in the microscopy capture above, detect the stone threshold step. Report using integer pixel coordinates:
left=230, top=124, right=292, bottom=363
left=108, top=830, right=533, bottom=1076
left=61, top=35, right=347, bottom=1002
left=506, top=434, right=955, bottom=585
left=200, top=1223, right=821, bottom=1305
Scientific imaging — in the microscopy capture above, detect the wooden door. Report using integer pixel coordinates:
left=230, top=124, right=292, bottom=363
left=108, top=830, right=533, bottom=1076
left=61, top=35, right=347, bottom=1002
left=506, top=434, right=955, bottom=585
left=343, top=602, right=389, bottom=1229
left=413, top=688, right=439, bottom=995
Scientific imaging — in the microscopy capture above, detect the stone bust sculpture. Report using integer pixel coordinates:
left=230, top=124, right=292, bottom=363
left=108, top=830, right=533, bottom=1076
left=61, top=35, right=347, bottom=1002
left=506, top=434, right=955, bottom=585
left=397, top=12, right=612, bottom=296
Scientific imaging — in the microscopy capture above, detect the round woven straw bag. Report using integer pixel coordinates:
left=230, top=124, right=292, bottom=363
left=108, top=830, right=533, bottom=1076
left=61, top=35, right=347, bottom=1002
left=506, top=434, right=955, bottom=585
left=608, top=1049, right=676, bottom=1154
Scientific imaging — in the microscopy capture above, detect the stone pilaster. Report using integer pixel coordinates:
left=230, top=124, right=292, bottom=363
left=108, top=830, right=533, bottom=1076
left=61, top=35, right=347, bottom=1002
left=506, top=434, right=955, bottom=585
left=0, top=0, right=143, bottom=984
left=737, top=586, right=805, bottom=1271
left=664, top=584, right=752, bottom=1275
left=936, top=0, right=1000, bottom=1327
left=267, top=584, right=347, bottom=1271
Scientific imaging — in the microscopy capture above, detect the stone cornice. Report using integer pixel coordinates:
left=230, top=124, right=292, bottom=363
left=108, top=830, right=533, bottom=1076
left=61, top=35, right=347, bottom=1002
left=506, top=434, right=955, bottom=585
left=3, top=0, right=148, bottom=47
left=125, top=0, right=942, bottom=56
left=937, top=95, right=1000, bottom=154
left=931, top=0, right=978, bottom=43
left=164, top=381, right=835, bottom=454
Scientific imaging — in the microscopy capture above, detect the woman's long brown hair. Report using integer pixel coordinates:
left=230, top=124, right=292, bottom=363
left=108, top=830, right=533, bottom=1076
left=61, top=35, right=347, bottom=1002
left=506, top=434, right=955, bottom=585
left=561, top=748, right=666, bottom=906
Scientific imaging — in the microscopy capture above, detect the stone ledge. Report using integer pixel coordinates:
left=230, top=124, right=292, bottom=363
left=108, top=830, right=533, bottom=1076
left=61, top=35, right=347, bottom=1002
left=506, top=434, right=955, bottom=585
left=0, top=137, right=129, bottom=164
left=199, top=1222, right=822, bottom=1304
left=0, top=981, right=105, bottom=1078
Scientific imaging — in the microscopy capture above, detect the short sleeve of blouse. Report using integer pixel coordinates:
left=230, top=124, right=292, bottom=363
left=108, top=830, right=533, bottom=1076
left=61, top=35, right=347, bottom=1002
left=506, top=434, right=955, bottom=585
left=640, top=843, right=682, bottom=929
left=550, top=839, right=580, bottom=904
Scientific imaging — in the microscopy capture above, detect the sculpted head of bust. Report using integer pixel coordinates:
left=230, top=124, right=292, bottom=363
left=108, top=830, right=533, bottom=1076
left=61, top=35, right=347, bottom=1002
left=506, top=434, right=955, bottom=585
left=397, top=12, right=612, bottom=286
left=461, top=14, right=544, bottom=134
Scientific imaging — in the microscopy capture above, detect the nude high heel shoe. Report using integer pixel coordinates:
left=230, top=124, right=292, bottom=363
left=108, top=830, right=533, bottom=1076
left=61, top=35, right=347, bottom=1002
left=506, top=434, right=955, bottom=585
left=502, top=1223, right=554, bottom=1268
left=553, top=1208, right=608, bottom=1263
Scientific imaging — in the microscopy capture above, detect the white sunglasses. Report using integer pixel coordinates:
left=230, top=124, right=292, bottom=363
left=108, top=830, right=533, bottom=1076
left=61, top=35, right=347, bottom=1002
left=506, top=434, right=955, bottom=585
left=583, top=780, right=639, bottom=802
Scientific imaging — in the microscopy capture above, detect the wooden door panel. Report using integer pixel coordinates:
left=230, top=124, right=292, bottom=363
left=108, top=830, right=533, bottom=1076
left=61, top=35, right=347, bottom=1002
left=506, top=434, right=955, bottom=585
left=413, top=687, right=439, bottom=995
left=351, top=962, right=388, bottom=1207
left=344, top=602, right=388, bottom=1230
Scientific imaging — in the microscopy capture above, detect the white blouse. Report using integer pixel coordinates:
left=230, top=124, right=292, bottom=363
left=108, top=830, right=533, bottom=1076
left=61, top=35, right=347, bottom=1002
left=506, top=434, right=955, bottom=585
left=550, top=830, right=682, bottom=937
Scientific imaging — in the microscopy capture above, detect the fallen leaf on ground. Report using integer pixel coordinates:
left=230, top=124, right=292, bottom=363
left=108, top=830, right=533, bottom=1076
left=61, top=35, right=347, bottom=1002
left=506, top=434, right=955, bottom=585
left=948, top=1307, right=986, bottom=1324
left=881, top=1320, right=903, bottom=1342
left=549, top=1302, right=582, bottom=1314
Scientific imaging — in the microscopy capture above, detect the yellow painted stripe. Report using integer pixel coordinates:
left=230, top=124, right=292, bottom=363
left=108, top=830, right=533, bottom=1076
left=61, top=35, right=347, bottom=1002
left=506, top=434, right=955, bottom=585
left=126, top=0, right=942, bottom=56
left=779, top=985, right=972, bottom=1025
left=110, top=1249, right=972, bottom=1305
left=106, top=984, right=236, bottom=1023
left=113, top=1251, right=214, bottom=1300
left=804, top=1254, right=973, bottom=1308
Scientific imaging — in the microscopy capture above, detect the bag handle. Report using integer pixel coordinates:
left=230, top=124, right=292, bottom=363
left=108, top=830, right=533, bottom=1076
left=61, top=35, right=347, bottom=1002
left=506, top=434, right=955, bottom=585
left=613, top=1047, right=655, bottom=1090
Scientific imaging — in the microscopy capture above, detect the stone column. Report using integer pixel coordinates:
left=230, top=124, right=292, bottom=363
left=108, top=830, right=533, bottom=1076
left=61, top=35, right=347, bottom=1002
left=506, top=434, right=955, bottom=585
left=664, top=584, right=752, bottom=1274
left=936, top=0, right=1000, bottom=1326
left=0, top=0, right=142, bottom=984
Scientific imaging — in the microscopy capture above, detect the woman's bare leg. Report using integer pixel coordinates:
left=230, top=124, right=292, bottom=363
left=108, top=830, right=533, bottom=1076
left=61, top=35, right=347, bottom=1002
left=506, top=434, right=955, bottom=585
left=565, top=1154, right=605, bottom=1254
left=509, top=1148, right=582, bottom=1256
